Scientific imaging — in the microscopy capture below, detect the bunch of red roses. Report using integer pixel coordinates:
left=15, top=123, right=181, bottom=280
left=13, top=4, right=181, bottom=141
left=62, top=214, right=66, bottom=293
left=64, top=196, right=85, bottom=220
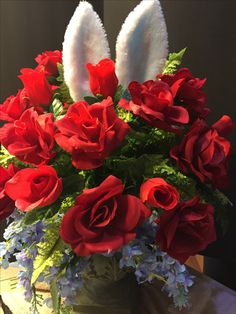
left=0, top=50, right=234, bottom=267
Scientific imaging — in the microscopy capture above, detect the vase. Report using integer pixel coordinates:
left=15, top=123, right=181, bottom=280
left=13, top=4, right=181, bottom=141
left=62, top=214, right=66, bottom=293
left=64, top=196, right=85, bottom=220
left=71, top=255, right=139, bottom=314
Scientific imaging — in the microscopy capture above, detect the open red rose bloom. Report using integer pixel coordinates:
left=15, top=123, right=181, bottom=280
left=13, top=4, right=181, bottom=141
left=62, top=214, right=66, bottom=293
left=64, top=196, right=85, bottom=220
left=60, top=175, right=150, bottom=256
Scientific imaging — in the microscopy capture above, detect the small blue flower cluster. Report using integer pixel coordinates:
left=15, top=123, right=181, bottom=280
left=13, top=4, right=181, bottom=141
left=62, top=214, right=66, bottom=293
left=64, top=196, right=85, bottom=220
left=57, top=257, right=89, bottom=304
left=119, top=219, right=194, bottom=309
left=156, top=250, right=194, bottom=309
left=0, top=211, right=45, bottom=301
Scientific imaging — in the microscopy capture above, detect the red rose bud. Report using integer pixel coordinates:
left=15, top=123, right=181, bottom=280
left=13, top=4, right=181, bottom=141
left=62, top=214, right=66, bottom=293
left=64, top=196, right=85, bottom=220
left=5, top=166, right=62, bottom=212
left=140, top=178, right=180, bottom=210
left=0, top=163, right=19, bottom=221
left=35, top=50, right=62, bottom=77
left=0, top=108, right=55, bottom=166
left=119, top=80, right=189, bottom=133
left=86, top=58, right=119, bottom=98
left=19, top=68, right=56, bottom=106
left=55, top=97, right=130, bottom=170
left=60, top=175, right=151, bottom=256
left=170, top=117, right=234, bottom=189
left=156, top=197, right=216, bottom=264
left=158, top=68, right=210, bottom=121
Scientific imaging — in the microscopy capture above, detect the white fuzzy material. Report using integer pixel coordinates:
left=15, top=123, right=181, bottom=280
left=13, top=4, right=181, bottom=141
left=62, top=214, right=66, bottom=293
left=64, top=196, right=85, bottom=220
left=115, top=0, right=168, bottom=88
left=63, top=1, right=110, bottom=101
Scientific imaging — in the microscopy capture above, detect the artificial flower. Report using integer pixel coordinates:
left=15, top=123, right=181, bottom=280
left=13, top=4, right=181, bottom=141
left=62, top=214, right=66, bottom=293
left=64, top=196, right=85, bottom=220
left=19, top=68, right=56, bottom=106
left=170, top=116, right=234, bottom=189
left=55, top=97, right=130, bottom=169
left=156, top=197, right=216, bottom=263
left=119, top=80, right=189, bottom=133
left=140, top=177, right=179, bottom=210
left=35, top=50, right=62, bottom=77
left=158, top=68, right=209, bottom=121
left=5, top=165, right=62, bottom=212
left=60, top=175, right=151, bottom=256
left=0, top=108, right=55, bottom=166
left=86, top=58, right=118, bottom=97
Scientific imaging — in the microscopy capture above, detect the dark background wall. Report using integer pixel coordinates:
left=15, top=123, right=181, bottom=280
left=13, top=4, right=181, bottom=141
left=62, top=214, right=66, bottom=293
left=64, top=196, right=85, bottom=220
left=0, top=0, right=236, bottom=259
left=0, top=0, right=103, bottom=99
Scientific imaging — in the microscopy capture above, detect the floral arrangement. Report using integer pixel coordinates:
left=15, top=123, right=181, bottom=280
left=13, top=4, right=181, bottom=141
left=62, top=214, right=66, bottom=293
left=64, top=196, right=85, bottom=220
left=0, top=1, right=234, bottom=313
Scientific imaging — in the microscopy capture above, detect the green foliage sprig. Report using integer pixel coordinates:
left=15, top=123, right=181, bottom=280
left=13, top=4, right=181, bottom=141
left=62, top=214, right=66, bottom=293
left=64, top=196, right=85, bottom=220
left=31, top=221, right=66, bottom=284
left=55, top=63, right=74, bottom=104
left=162, top=48, right=186, bottom=74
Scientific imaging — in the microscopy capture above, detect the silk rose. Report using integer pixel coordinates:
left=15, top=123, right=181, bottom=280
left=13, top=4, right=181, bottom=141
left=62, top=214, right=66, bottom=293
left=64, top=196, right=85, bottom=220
left=156, top=197, right=216, bottom=264
left=5, top=165, right=62, bottom=212
left=158, top=68, right=209, bottom=121
left=140, top=178, right=179, bottom=210
left=0, top=108, right=55, bottom=166
left=171, top=115, right=234, bottom=189
left=86, top=58, right=119, bottom=98
left=55, top=97, right=130, bottom=170
left=60, top=175, right=151, bottom=256
left=35, top=50, right=62, bottom=77
left=119, top=79, right=189, bottom=133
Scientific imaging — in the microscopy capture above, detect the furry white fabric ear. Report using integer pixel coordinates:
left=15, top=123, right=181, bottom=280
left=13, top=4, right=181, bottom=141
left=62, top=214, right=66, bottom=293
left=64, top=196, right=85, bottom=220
left=115, top=0, right=168, bottom=88
left=63, top=1, right=110, bottom=101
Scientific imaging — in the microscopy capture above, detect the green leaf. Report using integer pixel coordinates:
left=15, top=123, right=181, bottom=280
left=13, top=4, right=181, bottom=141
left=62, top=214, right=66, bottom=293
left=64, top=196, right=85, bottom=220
left=197, top=184, right=232, bottom=234
left=50, top=278, right=61, bottom=314
left=84, top=94, right=105, bottom=104
left=119, top=127, right=176, bottom=157
left=21, top=199, right=63, bottom=226
left=50, top=98, right=64, bottom=118
left=31, top=235, right=65, bottom=284
left=0, top=146, right=15, bottom=167
left=96, top=94, right=105, bottom=102
left=62, top=173, right=84, bottom=194
left=116, top=106, right=135, bottom=123
left=152, top=161, right=197, bottom=199
left=113, top=85, right=125, bottom=104
left=22, top=206, right=48, bottom=225
left=84, top=96, right=100, bottom=105
left=56, top=63, right=74, bottom=104
left=162, top=48, right=187, bottom=74
left=56, top=63, right=64, bottom=82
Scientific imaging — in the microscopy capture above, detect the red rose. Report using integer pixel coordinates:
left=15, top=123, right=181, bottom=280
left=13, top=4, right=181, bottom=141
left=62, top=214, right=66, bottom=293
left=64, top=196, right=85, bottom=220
left=35, top=50, right=62, bottom=77
left=140, top=178, right=179, bottom=210
left=55, top=97, right=130, bottom=170
left=5, top=166, right=62, bottom=212
left=156, top=197, right=216, bottom=264
left=0, top=163, right=19, bottom=220
left=86, top=58, right=119, bottom=98
left=170, top=116, right=234, bottom=189
left=158, top=68, right=210, bottom=121
left=0, top=90, right=27, bottom=122
left=119, top=80, right=189, bottom=133
left=60, top=175, right=151, bottom=256
left=0, top=89, right=46, bottom=123
left=0, top=108, right=55, bottom=166
left=19, top=68, right=56, bottom=106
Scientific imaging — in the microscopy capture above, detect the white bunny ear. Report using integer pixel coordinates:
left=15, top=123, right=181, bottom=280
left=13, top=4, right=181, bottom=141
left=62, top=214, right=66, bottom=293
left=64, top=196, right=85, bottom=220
left=63, top=1, right=110, bottom=101
left=115, top=0, right=168, bottom=88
